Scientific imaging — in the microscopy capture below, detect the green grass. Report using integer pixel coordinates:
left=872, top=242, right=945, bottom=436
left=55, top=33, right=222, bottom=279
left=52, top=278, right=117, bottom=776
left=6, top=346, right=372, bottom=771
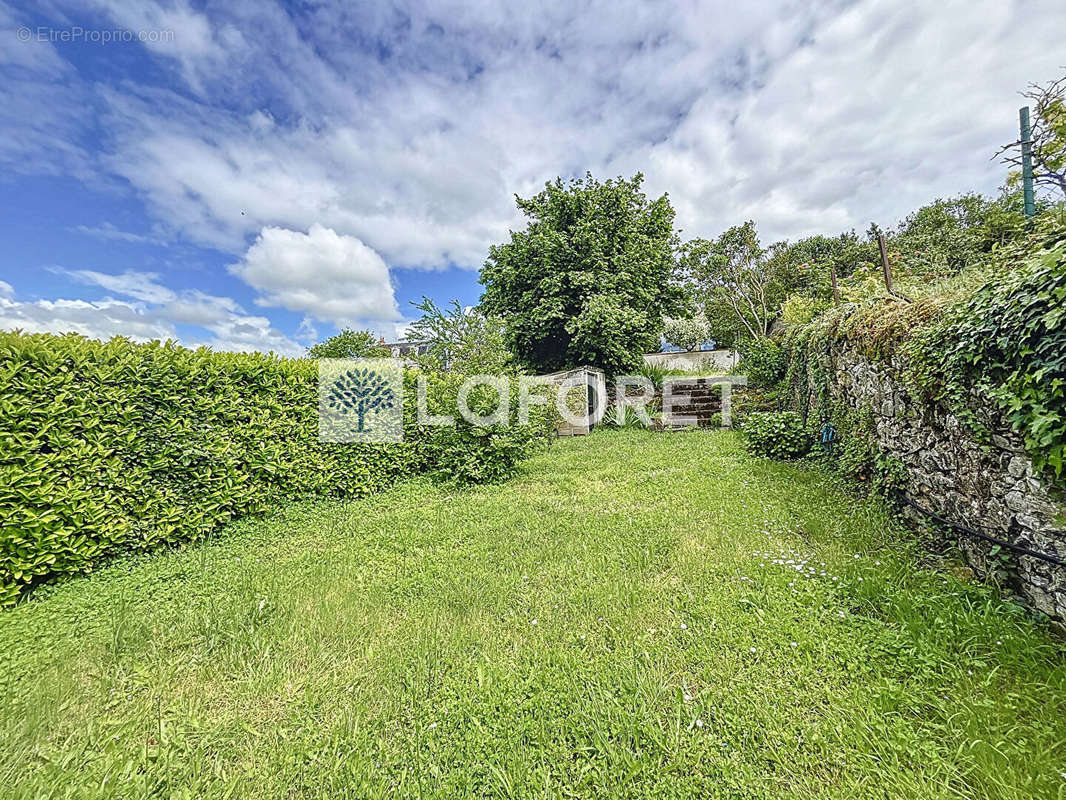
left=2, top=429, right=1065, bottom=799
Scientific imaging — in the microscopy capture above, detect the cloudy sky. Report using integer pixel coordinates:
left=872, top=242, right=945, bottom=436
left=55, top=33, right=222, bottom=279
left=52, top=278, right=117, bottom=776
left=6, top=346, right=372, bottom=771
left=1, top=0, right=1063, bottom=355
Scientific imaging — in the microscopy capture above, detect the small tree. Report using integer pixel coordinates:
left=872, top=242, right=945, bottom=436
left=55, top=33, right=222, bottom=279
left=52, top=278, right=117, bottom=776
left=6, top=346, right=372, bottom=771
left=681, top=222, right=777, bottom=340
left=663, top=314, right=710, bottom=351
left=997, top=74, right=1066, bottom=200
left=405, top=297, right=512, bottom=374
left=307, top=328, right=387, bottom=359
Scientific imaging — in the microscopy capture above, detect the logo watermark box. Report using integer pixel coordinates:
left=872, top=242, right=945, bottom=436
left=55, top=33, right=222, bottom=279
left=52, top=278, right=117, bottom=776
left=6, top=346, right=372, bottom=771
left=318, top=358, right=404, bottom=443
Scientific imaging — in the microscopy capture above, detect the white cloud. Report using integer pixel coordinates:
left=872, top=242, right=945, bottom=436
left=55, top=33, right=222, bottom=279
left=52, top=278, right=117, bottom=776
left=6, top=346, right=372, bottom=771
left=58, top=268, right=177, bottom=304
left=0, top=295, right=176, bottom=342
left=5, top=0, right=1066, bottom=271
left=230, top=224, right=401, bottom=326
left=295, top=316, right=318, bottom=344
left=0, top=276, right=305, bottom=356
left=73, top=222, right=168, bottom=246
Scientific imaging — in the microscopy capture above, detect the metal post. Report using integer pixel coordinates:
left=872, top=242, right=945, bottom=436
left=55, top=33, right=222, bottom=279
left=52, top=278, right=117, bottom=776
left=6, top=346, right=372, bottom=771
left=1019, top=106, right=1036, bottom=217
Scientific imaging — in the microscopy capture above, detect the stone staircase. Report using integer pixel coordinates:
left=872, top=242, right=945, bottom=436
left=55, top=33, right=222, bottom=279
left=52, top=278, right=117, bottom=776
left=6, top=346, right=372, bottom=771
left=660, top=377, right=725, bottom=429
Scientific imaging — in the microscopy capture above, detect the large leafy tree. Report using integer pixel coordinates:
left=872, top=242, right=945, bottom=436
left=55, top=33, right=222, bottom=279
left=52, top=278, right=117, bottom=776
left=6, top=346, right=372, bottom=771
left=479, top=172, right=686, bottom=375
left=307, top=328, right=387, bottom=359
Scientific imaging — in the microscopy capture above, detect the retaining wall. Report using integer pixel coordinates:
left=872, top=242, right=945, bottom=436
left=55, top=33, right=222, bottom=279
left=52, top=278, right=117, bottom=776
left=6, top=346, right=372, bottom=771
left=826, top=343, right=1066, bottom=620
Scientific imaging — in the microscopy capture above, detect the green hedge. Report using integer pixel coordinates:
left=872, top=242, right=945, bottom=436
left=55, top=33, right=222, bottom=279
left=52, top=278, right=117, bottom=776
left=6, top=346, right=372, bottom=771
left=0, top=333, right=554, bottom=606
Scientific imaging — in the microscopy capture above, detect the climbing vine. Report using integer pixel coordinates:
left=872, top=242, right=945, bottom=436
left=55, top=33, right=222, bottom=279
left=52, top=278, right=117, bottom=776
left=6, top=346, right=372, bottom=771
left=906, top=235, right=1066, bottom=485
left=778, top=219, right=1066, bottom=492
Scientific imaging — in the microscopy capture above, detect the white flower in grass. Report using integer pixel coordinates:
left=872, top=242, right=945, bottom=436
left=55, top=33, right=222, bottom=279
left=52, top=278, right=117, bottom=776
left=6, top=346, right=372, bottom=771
left=680, top=622, right=688, bottom=630
left=837, top=611, right=846, bottom=619
left=695, top=719, right=704, bottom=728
left=530, top=619, right=538, bottom=626
left=749, top=647, right=757, bottom=653
left=683, top=692, right=693, bottom=702
left=790, top=642, right=798, bottom=648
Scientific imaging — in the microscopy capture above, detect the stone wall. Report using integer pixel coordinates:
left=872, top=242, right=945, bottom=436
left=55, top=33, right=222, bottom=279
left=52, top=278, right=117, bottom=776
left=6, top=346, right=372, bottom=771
left=827, top=343, right=1066, bottom=621
left=643, top=349, right=738, bottom=372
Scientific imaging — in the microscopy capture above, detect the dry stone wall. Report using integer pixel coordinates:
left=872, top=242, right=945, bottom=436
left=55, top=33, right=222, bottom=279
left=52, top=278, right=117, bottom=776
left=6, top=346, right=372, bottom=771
left=828, top=343, right=1066, bottom=621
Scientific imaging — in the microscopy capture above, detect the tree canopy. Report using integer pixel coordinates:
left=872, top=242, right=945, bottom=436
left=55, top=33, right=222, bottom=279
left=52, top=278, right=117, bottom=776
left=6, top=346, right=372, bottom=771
left=479, top=172, right=686, bottom=376
left=307, top=328, right=387, bottom=359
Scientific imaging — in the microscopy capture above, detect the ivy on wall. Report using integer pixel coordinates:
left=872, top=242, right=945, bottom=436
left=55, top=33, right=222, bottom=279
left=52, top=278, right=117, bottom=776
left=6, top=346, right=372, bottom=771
left=779, top=223, right=1066, bottom=493
left=907, top=236, right=1066, bottom=484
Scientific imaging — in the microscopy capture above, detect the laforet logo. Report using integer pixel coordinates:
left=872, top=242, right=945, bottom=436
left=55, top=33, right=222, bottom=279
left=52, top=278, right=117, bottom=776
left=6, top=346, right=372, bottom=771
left=318, top=358, right=404, bottom=443
left=327, top=366, right=396, bottom=432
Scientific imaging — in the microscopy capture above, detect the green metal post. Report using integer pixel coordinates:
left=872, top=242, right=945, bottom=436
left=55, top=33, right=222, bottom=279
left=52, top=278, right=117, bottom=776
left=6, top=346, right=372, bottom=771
left=1019, top=106, right=1036, bottom=217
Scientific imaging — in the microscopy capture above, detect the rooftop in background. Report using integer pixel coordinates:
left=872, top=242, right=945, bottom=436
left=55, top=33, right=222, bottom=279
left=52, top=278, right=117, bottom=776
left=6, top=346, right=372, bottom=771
left=382, top=340, right=431, bottom=358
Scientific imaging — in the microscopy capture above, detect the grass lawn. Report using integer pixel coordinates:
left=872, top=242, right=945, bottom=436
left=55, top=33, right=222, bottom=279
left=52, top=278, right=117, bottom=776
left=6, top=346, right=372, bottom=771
left=2, top=429, right=1065, bottom=799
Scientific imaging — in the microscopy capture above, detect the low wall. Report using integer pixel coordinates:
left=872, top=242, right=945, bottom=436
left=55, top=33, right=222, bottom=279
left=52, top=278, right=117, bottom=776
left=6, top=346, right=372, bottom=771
left=643, top=349, right=738, bottom=372
left=827, top=343, right=1066, bottom=620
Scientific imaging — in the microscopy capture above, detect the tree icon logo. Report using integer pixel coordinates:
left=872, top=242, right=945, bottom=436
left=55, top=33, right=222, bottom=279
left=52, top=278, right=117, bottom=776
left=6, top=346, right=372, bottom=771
left=327, top=366, right=396, bottom=432
left=317, top=358, right=404, bottom=443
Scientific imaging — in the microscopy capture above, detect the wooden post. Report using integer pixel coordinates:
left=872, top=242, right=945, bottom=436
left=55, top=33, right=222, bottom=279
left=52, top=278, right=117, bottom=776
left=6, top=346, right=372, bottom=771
left=877, top=233, right=912, bottom=302
left=830, top=265, right=840, bottom=306
left=877, top=234, right=893, bottom=294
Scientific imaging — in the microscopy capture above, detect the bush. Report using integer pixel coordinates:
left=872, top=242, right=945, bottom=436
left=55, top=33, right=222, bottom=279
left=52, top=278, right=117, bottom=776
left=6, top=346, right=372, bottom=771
left=412, top=371, right=556, bottom=484
left=780, top=295, right=830, bottom=327
left=633, top=362, right=669, bottom=392
left=736, top=337, right=786, bottom=388
left=602, top=403, right=648, bottom=429
left=663, top=314, right=711, bottom=351
left=741, top=411, right=811, bottom=459
left=0, top=333, right=554, bottom=605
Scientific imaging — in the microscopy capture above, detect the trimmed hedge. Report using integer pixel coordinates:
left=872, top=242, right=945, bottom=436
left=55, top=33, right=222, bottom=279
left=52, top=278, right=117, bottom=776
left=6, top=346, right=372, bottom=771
left=0, top=332, right=554, bottom=606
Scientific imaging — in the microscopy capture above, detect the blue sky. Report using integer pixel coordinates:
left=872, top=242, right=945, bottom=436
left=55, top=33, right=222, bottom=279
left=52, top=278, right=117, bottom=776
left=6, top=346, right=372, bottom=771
left=1, top=0, right=1064, bottom=355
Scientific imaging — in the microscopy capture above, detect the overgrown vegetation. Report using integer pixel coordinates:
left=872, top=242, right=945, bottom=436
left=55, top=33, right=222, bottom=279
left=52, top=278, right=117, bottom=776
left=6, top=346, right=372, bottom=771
left=0, top=332, right=555, bottom=606
left=2, top=430, right=1064, bottom=799
left=403, top=297, right=513, bottom=374
left=907, top=233, right=1066, bottom=483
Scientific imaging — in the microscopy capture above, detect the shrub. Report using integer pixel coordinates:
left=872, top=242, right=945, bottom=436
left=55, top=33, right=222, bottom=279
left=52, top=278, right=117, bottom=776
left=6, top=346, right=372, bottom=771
left=741, top=411, right=811, bottom=459
left=780, top=295, right=830, bottom=327
left=0, top=333, right=553, bottom=605
left=663, top=314, right=711, bottom=351
left=736, top=337, right=786, bottom=388
left=412, top=371, right=556, bottom=484
left=634, top=362, right=669, bottom=392
left=602, top=403, right=648, bottom=429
